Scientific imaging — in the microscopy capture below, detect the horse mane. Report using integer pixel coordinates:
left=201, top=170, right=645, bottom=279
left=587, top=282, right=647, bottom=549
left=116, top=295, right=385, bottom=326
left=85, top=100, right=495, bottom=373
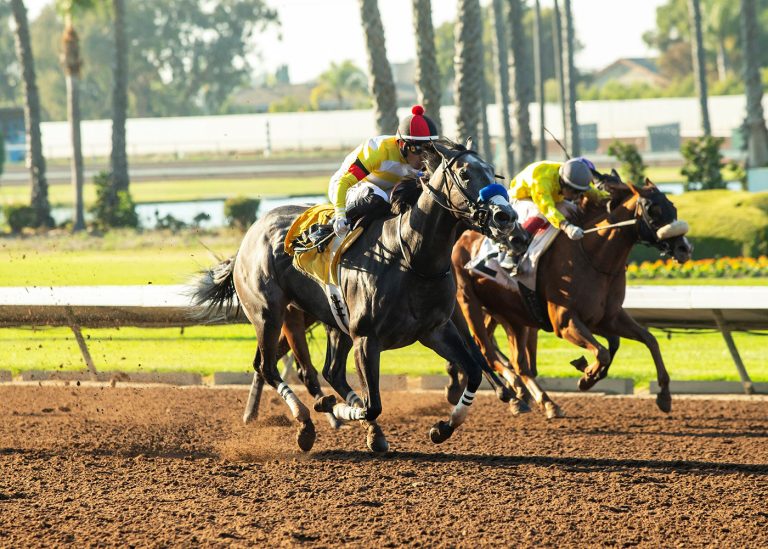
left=390, top=138, right=467, bottom=214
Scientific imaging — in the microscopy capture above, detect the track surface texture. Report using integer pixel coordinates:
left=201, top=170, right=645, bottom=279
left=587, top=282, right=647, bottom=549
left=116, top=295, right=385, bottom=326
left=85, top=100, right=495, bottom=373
left=1, top=386, right=766, bottom=547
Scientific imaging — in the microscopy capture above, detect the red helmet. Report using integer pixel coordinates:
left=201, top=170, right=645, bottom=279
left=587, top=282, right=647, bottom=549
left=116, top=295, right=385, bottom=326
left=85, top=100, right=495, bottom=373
left=397, top=105, right=439, bottom=142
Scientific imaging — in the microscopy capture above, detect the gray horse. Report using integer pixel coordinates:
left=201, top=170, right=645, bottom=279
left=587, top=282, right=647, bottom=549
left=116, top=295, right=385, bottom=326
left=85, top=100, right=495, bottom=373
left=192, top=141, right=522, bottom=453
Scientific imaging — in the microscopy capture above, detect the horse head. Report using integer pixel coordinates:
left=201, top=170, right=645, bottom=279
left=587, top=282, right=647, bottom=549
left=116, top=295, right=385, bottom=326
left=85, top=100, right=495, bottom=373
left=633, top=179, right=692, bottom=264
left=427, top=141, right=523, bottom=244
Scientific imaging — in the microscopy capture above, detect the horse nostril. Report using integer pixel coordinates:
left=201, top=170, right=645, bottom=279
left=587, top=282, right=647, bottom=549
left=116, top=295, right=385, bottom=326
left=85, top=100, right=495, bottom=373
left=493, top=210, right=511, bottom=226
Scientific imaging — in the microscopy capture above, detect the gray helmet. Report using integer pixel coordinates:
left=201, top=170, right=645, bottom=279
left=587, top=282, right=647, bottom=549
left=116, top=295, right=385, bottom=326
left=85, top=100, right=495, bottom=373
left=559, top=159, right=593, bottom=191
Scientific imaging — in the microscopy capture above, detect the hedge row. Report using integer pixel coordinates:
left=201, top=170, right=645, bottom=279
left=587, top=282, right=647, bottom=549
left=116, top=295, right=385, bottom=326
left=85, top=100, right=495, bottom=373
left=627, top=256, right=768, bottom=279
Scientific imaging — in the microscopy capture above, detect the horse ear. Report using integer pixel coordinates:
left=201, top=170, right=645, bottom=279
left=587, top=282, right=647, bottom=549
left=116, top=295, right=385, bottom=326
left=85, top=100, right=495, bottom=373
left=610, top=168, right=622, bottom=182
left=465, top=137, right=473, bottom=150
left=432, top=142, right=453, bottom=159
left=645, top=177, right=657, bottom=189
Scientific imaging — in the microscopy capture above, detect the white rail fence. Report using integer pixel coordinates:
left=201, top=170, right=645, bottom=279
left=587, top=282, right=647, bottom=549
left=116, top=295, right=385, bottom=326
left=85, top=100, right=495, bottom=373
left=0, top=285, right=766, bottom=393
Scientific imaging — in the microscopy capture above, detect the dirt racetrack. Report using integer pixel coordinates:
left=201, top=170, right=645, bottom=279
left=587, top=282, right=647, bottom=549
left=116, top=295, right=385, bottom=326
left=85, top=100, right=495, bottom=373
left=1, top=385, right=766, bottom=547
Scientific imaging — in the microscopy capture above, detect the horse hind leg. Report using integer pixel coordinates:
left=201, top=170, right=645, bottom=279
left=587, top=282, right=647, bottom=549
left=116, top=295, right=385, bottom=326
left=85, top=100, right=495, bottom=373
left=555, top=312, right=612, bottom=393
left=243, top=349, right=265, bottom=424
left=282, top=308, right=342, bottom=429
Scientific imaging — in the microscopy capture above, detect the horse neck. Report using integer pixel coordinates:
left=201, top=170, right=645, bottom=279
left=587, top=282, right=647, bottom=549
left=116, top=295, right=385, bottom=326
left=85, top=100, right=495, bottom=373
left=580, top=195, right=639, bottom=271
left=400, top=175, right=459, bottom=276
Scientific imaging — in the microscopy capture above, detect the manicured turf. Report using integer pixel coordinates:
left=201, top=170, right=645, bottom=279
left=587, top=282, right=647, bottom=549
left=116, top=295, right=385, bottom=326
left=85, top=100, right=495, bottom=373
left=2, top=323, right=765, bottom=390
left=0, top=177, right=328, bottom=206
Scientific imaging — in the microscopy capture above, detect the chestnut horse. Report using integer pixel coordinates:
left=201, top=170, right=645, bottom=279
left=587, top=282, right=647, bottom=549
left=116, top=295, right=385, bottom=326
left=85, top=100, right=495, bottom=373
left=450, top=178, right=692, bottom=416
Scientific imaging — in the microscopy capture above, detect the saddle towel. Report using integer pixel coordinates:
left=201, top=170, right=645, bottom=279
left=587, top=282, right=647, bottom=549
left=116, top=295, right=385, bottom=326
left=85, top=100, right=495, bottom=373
left=466, top=199, right=576, bottom=291
left=284, top=204, right=363, bottom=334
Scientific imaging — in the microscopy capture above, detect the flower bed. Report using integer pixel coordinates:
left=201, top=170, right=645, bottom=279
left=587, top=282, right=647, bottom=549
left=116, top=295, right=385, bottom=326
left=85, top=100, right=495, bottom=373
left=627, top=256, right=768, bottom=279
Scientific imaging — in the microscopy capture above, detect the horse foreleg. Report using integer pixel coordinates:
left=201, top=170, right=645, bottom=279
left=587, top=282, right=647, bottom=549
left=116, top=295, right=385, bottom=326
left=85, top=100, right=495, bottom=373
left=554, top=311, right=612, bottom=393
left=454, top=289, right=514, bottom=404
left=602, top=309, right=671, bottom=413
left=315, top=327, right=368, bottom=423
left=420, top=320, right=484, bottom=444
left=501, top=322, right=562, bottom=419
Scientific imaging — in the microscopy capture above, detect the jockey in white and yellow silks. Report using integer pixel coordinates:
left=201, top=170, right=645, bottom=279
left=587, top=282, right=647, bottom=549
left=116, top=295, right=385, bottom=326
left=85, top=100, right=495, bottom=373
left=508, top=157, right=609, bottom=241
left=328, top=105, right=440, bottom=238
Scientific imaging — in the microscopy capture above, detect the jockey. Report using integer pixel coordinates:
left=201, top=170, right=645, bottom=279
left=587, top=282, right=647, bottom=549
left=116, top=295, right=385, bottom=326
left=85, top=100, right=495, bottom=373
left=329, top=105, right=439, bottom=238
left=498, top=157, right=608, bottom=272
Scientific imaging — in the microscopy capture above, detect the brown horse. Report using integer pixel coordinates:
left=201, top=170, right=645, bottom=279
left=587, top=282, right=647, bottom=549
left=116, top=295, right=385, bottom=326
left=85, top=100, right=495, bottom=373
left=450, top=178, right=692, bottom=415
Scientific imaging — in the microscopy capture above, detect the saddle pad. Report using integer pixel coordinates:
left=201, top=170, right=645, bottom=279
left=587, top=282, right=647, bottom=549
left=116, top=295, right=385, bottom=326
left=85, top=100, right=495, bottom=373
left=284, top=204, right=363, bottom=286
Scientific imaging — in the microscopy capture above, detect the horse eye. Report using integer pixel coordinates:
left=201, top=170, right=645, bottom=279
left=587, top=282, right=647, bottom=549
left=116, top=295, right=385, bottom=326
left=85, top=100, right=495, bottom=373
left=459, top=168, right=470, bottom=180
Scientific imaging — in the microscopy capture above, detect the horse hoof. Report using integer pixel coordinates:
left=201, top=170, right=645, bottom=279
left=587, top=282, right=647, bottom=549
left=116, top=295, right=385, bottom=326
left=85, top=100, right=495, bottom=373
left=508, top=398, right=531, bottom=416
left=366, top=424, right=389, bottom=453
left=242, top=409, right=258, bottom=425
left=656, top=391, right=672, bottom=414
left=578, top=375, right=597, bottom=391
left=296, top=420, right=316, bottom=452
left=313, top=395, right=336, bottom=414
left=325, top=413, right=343, bottom=429
left=495, top=384, right=512, bottom=403
left=429, top=420, right=455, bottom=444
left=445, top=384, right=462, bottom=406
left=570, top=356, right=589, bottom=372
left=544, top=401, right=565, bottom=420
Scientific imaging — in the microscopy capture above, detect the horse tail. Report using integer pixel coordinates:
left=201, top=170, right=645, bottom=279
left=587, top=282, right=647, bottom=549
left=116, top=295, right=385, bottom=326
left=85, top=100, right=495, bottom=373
left=189, top=254, right=240, bottom=322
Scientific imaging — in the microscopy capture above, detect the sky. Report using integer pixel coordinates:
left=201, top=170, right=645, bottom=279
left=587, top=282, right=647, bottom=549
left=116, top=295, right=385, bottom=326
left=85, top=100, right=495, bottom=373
left=22, top=0, right=668, bottom=83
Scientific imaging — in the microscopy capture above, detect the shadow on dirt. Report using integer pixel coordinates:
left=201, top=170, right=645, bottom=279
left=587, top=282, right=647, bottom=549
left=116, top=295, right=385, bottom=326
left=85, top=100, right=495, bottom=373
left=311, top=449, right=768, bottom=476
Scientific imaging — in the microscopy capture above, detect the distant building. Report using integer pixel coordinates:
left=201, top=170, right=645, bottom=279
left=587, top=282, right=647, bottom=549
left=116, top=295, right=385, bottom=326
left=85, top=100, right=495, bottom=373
left=592, top=58, right=669, bottom=89
left=0, top=107, right=25, bottom=163
left=229, top=82, right=327, bottom=113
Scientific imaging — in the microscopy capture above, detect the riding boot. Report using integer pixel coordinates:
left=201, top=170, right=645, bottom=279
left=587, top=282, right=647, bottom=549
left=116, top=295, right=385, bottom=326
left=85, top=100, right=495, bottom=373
left=499, top=253, right=522, bottom=275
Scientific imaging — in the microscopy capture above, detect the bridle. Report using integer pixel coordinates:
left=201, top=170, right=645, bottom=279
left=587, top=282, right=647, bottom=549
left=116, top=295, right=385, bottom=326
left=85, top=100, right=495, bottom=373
left=398, top=148, right=514, bottom=279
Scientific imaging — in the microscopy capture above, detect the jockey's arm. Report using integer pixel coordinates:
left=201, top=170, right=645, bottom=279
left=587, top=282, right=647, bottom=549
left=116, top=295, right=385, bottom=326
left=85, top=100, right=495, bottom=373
left=529, top=177, right=567, bottom=228
left=332, top=140, right=383, bottom=217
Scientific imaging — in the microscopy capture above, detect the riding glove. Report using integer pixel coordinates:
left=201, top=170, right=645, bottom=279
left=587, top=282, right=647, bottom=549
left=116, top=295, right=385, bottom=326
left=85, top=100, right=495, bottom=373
left=332, top=216, right=350, bottom=238
left=561, top=221, right=584, bottom=240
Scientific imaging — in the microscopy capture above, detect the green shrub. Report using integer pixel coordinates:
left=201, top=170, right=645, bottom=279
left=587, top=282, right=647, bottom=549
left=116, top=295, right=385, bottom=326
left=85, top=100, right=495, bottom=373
left=224, top=196, right=260, bottom=230
left=681, top=136, right=726, bottom=191
left=0, top=129, right=5, bottom=178
left=607, top=141, right=646, bottom=186
left=3, top=204, right=36, bottom=233
left=89, top=170, right=139, bottom=229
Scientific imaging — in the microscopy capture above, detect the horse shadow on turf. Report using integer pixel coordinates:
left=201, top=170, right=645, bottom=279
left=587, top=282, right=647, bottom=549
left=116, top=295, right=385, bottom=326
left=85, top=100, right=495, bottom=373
left=311, top=450, right=768, bottom=477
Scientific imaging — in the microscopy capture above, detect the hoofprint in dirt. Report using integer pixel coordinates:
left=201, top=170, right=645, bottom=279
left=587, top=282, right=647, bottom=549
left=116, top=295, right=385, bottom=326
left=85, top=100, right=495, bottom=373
left=0, top=386, right=766, bottom=547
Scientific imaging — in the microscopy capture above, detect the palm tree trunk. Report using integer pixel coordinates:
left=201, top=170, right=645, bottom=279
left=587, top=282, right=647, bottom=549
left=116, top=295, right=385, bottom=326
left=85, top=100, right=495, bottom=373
left=490, top=0, right=513, bottom=176
left=454, top=0, right=483, bottom=144
left=110, top=0, right=130, bottom=196
left=533, top=0, right=546, bottom=158
left=10, top=0, right=51, bottom=227
left=62, top=18, right=85, bottom=231
left=508, top=0, right=535, bottom=167
left=740, top=0, right=768, bottom=167
left=552, top=0, right=568, bottom=154
left=359, top=0, right=398, bottom=134
left=411, top=0, right=442, bottom=130
left=560, top=0, right=580, bottom=156
left=688, top=0, right=711, bottom=136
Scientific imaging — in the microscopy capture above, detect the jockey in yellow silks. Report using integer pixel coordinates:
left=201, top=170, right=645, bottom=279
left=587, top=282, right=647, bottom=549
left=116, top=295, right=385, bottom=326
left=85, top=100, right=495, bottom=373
left=508, top=157, right=609, bottom=240
left=328, top=105, right=440, bottom=238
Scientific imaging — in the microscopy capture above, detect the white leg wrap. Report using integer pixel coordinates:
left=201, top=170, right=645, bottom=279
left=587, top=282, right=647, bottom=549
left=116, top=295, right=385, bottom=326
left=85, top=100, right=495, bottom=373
left=346, top=391, right=364, bottom=407
left=522, top=377, right=544, bottom=404
left=277, top=382, right=303, bottom=419
left=332, top=403, right=366, bottom=421
left=449, top=389, right=475, bottom=428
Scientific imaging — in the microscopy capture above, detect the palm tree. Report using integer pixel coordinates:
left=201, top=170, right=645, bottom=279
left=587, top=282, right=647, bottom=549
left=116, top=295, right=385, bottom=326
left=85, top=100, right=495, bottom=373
left=490, top=0, right=513, bottom=176
left=533, top=0, right=546, bottom=158
left=411, top=0, right=442, bottom=130
left=688, top=0, right=711, bottom=136
left=10, top=0, right=52, bottom=227
left=110, top=0, right=130, bottom=206
left=358, top=0, right=398, bottom=134
left=740, top=0, right=768, bottom=168
left=560, top=0, right=579, bottom=156
left=454, top=0, right=483, bottom=143
left=58, top=0, right=96, bottom=232
left=509, top=0, right=535, bottom=167
left=552, top=0, right=567, bottom=154
left=311, top=61, right=368, bottom=110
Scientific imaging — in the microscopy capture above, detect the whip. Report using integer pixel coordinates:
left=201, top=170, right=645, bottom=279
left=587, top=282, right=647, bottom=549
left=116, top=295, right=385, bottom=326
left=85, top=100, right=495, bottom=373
left=583, top=219, right=636, bottom=234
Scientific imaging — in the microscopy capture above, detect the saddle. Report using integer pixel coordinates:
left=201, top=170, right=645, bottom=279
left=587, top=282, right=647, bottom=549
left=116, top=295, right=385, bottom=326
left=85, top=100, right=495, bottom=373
left=284, top=204, right=363, bottom=286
